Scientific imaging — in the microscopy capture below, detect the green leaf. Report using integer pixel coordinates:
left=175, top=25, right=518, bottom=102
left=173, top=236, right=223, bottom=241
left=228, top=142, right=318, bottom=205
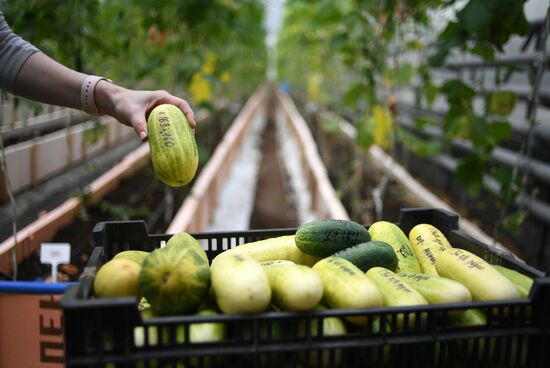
left=356, top=115, right=375, bottom=150
left=398, top=127, right=442, bottom=158
left=488, top=120, right=512, bottom=145
left=396, top=63, right=414, bottom=85
left=329, top=31, right=348, bottom=51
left=83, top=123, right=108, bottom=145
left=343, top=82, right=369, bottom=108
left=470, top=118, right=511, bottom=152
left=470, top=43, right=495, bottom=61
left=372, top=105, right=394, bottom=149
left=456, top=0, right=529, bottom=48
left=502, top=211, right=527, bottom=236
left=314, top=0, right=346, bottom=26
left=322, top=119, right=341, bottom=134
left=459, top=0, right=493, bottom=34
left=382, top=67, right=394, bottom=86
left=429, top=22, right=465, bottom=67
left=487, top=91, right=516, bottom=116
left=19, top=97, right=44, bottom=115
left=98, top=201, right=150, bottom=221
left=470, top=116, right=491, bottom=151
left=440, top=80, right=475, bottom=110
left=443, top=112, right=472, bottom=141
left=428, top=47, right=449, bottom=67
left=491, top=165, right=519, bottom=203
left=405, top=40, right=424, bottom=50
left=456, top=155, right=485, bottom=196
left=197, top=143, right=210, bottom=165
left=414, top=117, right=436, bottom=130
left=423, top=83, right=439, bottom=106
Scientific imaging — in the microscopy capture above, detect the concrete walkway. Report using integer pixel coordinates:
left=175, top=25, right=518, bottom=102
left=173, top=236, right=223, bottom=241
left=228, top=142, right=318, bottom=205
left=205, top=104, right=267, bottom=232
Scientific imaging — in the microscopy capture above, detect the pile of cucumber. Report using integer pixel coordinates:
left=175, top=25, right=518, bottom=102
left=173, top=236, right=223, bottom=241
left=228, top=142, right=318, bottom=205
left=209, top=219, right=532, bottom=321
left=130, top=218, right=533, bottom=349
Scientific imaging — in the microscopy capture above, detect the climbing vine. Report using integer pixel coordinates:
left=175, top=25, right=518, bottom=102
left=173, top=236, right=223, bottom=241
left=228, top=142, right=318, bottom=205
left=278, top=0, right=535, bottom=234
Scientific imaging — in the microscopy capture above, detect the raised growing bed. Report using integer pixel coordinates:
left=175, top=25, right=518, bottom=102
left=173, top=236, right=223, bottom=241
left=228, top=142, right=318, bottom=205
left=0, top=101, right=237, bottom=280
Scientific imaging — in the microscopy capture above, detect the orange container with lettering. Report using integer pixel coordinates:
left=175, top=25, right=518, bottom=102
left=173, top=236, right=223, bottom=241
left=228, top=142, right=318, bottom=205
left=0, top=281, right=74, bottom=368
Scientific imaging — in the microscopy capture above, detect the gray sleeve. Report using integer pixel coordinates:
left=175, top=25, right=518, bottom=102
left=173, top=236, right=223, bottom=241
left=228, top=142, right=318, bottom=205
left=0, top=11, right=39, bottom=93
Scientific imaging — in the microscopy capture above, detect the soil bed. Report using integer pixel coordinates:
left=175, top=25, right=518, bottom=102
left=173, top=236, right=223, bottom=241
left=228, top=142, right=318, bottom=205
left=249, top=107, right=298, bottom=229
left=16, top=163, right=173, bottom=282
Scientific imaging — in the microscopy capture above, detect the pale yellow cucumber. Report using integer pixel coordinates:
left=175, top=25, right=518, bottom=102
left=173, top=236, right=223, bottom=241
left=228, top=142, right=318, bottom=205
left=447, top=309, right=490, bottom=361
left=260, top=260, right=296, bottom=267
left=436, top=248, right=519, bottom=301
left=492, top=265, right=534, bottom=299
left=408, top=224, right=452, bottom=275
left=397, top=272, right=472, bottom=304
left=448, top=308, right=486, bottom=327
left=134, top=309, right=225, bottom=348
left=218, top=235, right=320, bottom=266
left=365, top=267, right=427, bottom=328
left=210, top=253, right=271, bottom=314
left=312, top=257, right=382, bottom=325
left=185, top=309, right=227, bottom=343
left=298, top=305, right=346, bottom=368
left=365, top=267, right=428, bottom=307
left=262, top=263, right=323, bottom=311
left=368, top=221, right=422, bottom=273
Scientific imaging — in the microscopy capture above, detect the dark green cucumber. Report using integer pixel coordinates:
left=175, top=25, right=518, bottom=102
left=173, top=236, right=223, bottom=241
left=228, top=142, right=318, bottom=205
left=295, top=219, right=371, bottom=257
left=332, top=240, right=398, bottom=272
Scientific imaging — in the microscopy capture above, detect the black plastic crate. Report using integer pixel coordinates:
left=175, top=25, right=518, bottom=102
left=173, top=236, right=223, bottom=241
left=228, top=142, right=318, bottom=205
left=61, top=208, right=550, bottom=367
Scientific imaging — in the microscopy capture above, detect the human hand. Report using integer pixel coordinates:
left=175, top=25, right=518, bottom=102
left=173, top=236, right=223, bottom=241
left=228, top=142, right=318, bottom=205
left=95, top=81, right=195, bottom=141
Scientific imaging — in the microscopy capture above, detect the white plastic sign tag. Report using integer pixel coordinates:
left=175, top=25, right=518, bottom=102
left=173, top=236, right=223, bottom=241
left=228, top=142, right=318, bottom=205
left=40, top=243, right=71, bottom=283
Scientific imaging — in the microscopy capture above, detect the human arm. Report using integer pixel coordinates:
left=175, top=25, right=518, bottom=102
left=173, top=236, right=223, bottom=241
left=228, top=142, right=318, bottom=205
left=1, top=12, right=195, bottom=141
left=14, top=52, right=195, bottom=141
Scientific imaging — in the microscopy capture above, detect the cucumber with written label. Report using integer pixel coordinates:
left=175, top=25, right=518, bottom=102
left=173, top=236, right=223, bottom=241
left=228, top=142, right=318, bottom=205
left=397, top=272, right=472, bottom=305
left=147, top=104, right=198, bottom=187
left=408, top=224, right=452, bottom=275
left=331, top=240, right=398, bottom=272
left=436, top=248, right=519, bottom=301
left=312, top=257, right=382, bottom=325
left=365, top=267, right=427, bottom=328
left=295, top=219, right=371, bottom=258
left=368, top=221, right=422, bottom=273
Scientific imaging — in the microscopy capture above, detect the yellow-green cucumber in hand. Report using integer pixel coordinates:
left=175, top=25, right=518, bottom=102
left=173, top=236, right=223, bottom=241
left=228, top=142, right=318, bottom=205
left=408, top=224, right=452, bottom=275
left=397, top=272, right=472, bottom=304
left=368, top=221, right=422, bottom=273
left=210, top=253, right=271, bottom=314
left=147, top=104, right=198, bottom=187
left=436, top=248, right=519, bottom=301
left=313, top=257, right=382, bottom=325
left=261, top=261, right=323, bottom=311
